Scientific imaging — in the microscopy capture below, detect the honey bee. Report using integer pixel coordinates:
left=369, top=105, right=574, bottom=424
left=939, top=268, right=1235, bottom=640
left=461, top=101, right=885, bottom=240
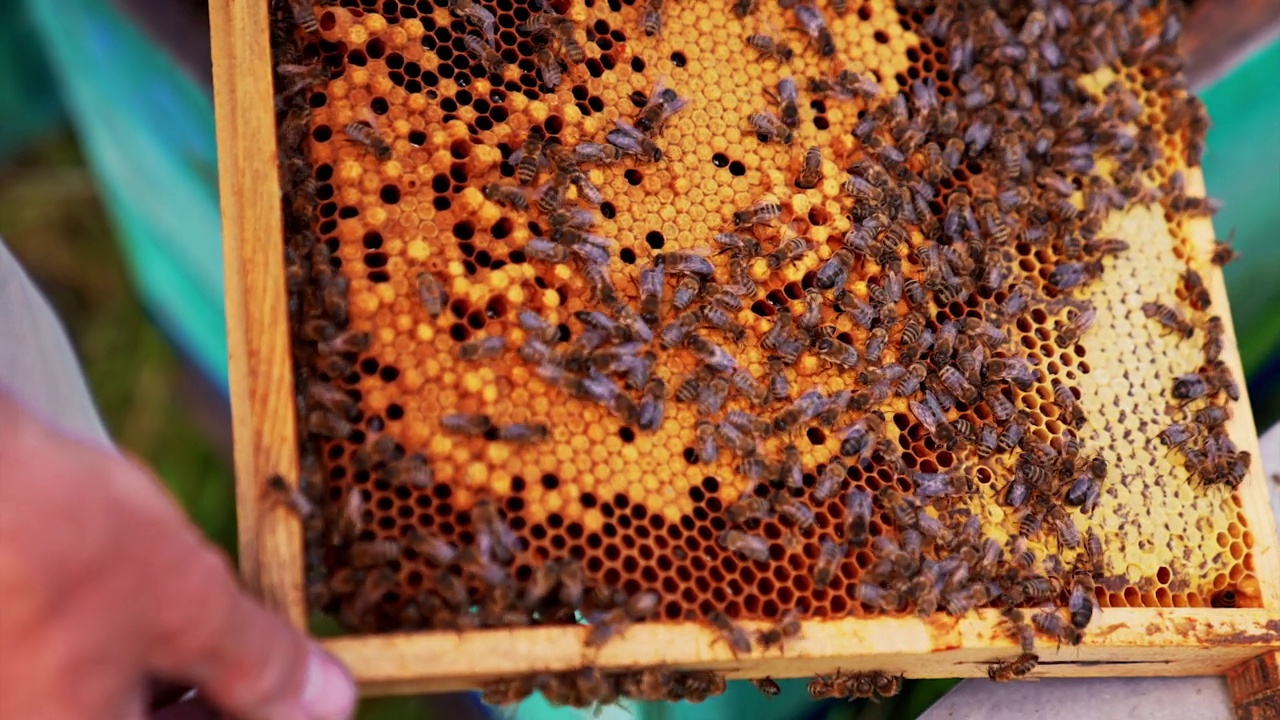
left=988, top=653, right=1038, bottom=682
left=815, top=336, right=859, bottom=368
left=795, top=145, right=823, bottom=188
left=701, top=304, right=747, bottom=342
left=634, top=377, right=667, bottom=432
left=441, top=412, right=494, bottom=436
left=330, top=487, right=366, bottom=544
left=517, top=310, right=560, bottom=347
left=812, top=458, right=848, bottom=502
left=844, top=488, right=873, bottom=548
left=726, top=493, right=771, bottom=525
left=674, top=671, right=728, bottom=702
left=533, top=41, right=562, bottom=89
left=908, top=392, right=955, bottom=446
left=719, top=529, right=770, bottom=562
left=1173, top=366, right=1236, bottom=401
left=750, top=678, right=782, bottom=696
left=636, top=79, right=688, bottom=135
left=306, top=408, right=354, bottom=439
left=571, top=142, right=624, bottom=164
left=1030, top=608, right=1069, bottom=644
left=473, top=498, right=521, bottom=563
left=1202, top=316, right=1224, bottom=362
left=1045, top=379, right=1080, bottom=425
left=1068, top=571, right=1096, bottom=630
left=347, top=537, right=401, bottom=569
left=793, top=3, right=836, bottom=56
left=696, top=376, right=731, bottom=416
left=1142, top=301, right=1195, bottom=340
left=557, top=559, right=586, bottom=608
left=889, top=363, right=926, bottom=398
left=774, top=390, right=829, bottom=434
left=807, top=672, right=842, bottom=699
left=756, top=609, right=801, bottom=651
left=1048, top=260, right=1103, bottom=290
left=835, top=69, right=883, bottom=100
left=585, top=606, right=635, bottom=648
left=708, top=610, right=753, bottom=656
left=748, top=110, right=794, bottom=144
left=385, top=452, right=433, bottom=489
left=481, top=182, right=529, bottom=210
left=987, top=357, right=1037, bottom=391
left=769, top=489, right=813, bottom=527
left=769, top=77, right=801, bottom=129
left=871, top=672, right=904, bottom=698
left=343, top=121, right=392, bottom=161
left=480, top=676, right=539, bottom=706
left=406, top=530, right=458, bottom=567
left=450, top=0, right=497, bottom=46
left=641, top=0, right=664, bottom=36
left=767, top=236, right=812, bottom=270
left=814, top=538, right=846, bottom=589
left=1053, top=303, right=1097, bottom=348
left=746, top=33, right=794, bottom=62
left=515, top=127, right=547, bottom=185
left=1158, top=422, right=1195, bottom=450
left=606, top=118, right=662, bottom=161
left=275, top=62, right=331, bottom=99
left=913, top=469, right=966, bottom=500
left=497, top=423, right=550, bottom=444
left=1048, top=505, right=1080, bottom=549
left=524, top=237, right=570, bottom=264
left=457, top=335, right=506, bottom=361
left=289, top=0, right=319, bottom=32
left=659, top=251, right=715, bottom=279
left=265, top=473, right=315, bottom=518
left=733, top=200, right=782, bottom=226
left=1210, top=239, right=1240, bottom=266
left=463, top=34, right=506, bottom=77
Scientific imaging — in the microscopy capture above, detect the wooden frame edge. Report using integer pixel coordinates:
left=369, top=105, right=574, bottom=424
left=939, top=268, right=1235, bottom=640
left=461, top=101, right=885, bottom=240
left=1182, top=183, right=1280, bottom=612
left=322, top=608, right=1280, bottom=695
left=211, top=0, right=308, bottom=628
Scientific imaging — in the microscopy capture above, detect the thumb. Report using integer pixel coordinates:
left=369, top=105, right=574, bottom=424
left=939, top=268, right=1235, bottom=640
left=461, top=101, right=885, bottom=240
left=140, top=539, right=355, bottom=720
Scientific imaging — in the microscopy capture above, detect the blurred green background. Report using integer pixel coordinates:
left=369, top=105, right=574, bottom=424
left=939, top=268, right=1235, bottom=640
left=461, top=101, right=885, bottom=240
left=1, top=0, right=1278, bottom=719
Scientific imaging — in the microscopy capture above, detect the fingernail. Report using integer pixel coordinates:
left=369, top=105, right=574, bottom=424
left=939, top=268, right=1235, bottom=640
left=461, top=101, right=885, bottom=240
left=300, top=645, right=357, bottom=720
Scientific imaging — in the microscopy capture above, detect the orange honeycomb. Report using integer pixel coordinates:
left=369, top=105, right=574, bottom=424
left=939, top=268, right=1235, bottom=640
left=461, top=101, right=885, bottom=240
left=269, top=0, right=1259, bottom=661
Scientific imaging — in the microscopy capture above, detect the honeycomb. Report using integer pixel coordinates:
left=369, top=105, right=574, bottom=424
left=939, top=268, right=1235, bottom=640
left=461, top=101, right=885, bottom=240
left=267, top=0, right=1262, bottom=699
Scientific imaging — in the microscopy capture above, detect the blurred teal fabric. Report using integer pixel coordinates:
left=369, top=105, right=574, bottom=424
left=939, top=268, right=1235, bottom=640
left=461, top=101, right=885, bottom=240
left=0, top=2, right=62, bottom=159
left=1200, top=39, right=1280, bottom=376
left=14, top=0, right=228, bottom=392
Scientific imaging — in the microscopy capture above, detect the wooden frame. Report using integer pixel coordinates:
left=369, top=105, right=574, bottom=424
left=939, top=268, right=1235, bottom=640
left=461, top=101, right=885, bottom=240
left=212, top=0, right=1280, bottom=698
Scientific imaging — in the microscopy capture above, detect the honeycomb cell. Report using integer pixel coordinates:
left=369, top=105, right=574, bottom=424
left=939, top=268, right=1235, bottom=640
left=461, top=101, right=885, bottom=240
left=269, top=0, right=1256, bottom=674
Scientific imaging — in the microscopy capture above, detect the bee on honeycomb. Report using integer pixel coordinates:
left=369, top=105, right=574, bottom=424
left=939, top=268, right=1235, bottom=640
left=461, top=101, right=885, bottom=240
left=265, top=0, right=1257, bottom=705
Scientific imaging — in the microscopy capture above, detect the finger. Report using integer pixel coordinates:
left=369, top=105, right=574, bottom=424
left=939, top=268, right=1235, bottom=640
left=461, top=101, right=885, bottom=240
left=139, top=533, right=355, bottom=720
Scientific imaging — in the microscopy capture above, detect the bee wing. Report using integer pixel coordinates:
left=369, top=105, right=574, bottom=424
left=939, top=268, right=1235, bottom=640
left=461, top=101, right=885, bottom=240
left=613, top=117, right=645, bottom=139
left=643, top=74, right=670, bottom=110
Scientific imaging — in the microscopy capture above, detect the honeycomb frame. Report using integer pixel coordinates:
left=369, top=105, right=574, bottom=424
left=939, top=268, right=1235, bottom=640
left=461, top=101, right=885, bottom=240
left=212, top=0, right=1280, bottom=696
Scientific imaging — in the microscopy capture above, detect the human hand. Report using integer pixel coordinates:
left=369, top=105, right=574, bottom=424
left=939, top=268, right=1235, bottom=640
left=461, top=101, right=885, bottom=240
left=0, top=392, right=356, bottom=720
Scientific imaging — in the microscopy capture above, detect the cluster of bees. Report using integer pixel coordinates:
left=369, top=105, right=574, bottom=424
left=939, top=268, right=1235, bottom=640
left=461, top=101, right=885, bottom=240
left=265, top=0, right=1243, bottom=707
left=1150, top=277, right=1250, bottom=488
left=482, top=667, right=726, bottom=706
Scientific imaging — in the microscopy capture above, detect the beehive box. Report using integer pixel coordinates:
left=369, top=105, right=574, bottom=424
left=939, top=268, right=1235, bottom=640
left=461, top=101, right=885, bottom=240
left=213, top=0, right=1280, bottom=702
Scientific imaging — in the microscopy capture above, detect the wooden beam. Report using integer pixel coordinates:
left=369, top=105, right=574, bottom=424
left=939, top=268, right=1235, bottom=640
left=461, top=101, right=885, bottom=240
left=210, top=0, right=307, bottom=628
